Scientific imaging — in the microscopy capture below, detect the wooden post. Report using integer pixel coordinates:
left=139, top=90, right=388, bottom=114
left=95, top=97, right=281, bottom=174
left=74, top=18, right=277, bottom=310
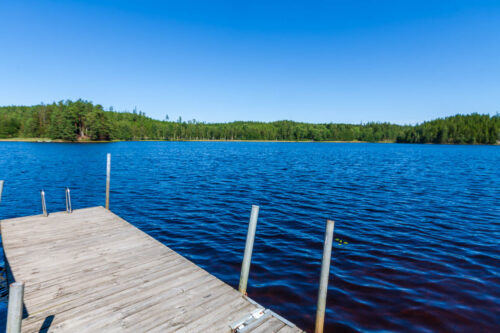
left=0, top=180, right=4, bottom=204
left=105, top=153, right=111, bottom=210
left=6, top=282, right=24, bottom=333
left=40, top=190, right=48, bottom=217
left=315, top=219, right=335, bottom=333
left=65, top=187, right=72, bottom=213
left=238, top=205, right=259, bottom=295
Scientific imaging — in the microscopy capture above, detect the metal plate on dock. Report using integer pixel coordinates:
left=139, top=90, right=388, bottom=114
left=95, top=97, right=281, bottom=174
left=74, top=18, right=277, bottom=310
left=1, top=207, right=303, bottom=332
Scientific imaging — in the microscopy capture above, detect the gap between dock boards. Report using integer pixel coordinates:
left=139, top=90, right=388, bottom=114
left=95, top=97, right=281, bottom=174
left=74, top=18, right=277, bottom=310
left=1, top=207, right=304, bottom=332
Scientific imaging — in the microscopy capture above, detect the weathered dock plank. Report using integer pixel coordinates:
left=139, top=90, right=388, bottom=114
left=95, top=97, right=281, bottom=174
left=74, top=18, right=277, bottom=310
left=1, top=207, right=304, bottom=332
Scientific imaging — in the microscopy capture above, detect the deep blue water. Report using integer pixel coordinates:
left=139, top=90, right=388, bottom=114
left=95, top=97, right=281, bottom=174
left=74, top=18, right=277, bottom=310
left=0, top=142, right=499, bottom=332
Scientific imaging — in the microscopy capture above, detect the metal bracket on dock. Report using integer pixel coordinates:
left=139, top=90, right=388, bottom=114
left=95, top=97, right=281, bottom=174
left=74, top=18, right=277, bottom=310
left=230, top=296, right=298, bottom=332
left=230, top=308, right=267, bottom=333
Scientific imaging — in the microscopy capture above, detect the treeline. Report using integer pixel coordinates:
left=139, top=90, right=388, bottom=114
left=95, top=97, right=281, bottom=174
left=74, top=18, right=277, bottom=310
left=396, top=114, right=499, bottom=144
left=0, top=100, right=498, bottom=144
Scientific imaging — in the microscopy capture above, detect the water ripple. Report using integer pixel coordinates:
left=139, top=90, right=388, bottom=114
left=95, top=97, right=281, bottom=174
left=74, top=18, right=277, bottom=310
left=0, top=142, right=499, bottom=332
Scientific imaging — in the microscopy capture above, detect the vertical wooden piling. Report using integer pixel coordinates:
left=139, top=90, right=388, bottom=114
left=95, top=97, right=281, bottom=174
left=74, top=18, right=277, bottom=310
left=238, top=205, right=259, bottom=295
left=315, top=219, right=335, bottom=333
left=0, top=180, right=4, bottom=204
left=65, top=188, right=72, bottom=213
left=6, top=282, right=24, bottom=333
left=40, top=190, right=48, bottom=217
left=105, top=153, right=111, bottom=210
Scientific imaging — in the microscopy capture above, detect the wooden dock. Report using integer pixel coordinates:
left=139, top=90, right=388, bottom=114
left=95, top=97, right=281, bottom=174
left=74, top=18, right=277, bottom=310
left=1, top=206, right=304, bottom=332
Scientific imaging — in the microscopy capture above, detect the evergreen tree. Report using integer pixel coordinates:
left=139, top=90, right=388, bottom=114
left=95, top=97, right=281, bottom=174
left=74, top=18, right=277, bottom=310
left=0, top=100, right=498, bottom=144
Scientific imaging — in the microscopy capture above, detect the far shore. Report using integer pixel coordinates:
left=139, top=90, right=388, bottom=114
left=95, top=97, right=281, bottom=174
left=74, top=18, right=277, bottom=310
left=0, top=137, right=497, bottom=145
left=0, top=137, right=395, bottom=144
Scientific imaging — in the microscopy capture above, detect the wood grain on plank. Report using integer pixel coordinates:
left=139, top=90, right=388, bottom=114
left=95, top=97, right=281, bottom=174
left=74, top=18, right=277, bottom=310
left=1, top=206, right=303, bottom=333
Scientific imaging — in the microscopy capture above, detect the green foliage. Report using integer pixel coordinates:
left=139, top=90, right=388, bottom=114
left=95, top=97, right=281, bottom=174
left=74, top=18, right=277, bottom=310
left=397, top=113, right=500, bottom=144
left=0, top=114, right=21, bottom=138
left=0, top=100, right=498, bottom=144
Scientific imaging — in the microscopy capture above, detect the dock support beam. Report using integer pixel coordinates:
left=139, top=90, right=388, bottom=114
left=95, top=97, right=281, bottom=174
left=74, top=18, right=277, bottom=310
left=105, top=153, right=111, bottom=210
left=40, top=190, right=48, bottom=217
left=6, top=282, right=24, bottom=333
left=0, top=180, right=4, bottom=204
left=239, top=205, right=259, bottom=295
left=315, top=219, right=335, bottom=333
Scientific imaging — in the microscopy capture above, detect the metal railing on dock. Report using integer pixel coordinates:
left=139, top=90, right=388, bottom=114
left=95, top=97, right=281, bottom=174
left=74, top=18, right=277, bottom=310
left=1, top=153, right=337, bottom=333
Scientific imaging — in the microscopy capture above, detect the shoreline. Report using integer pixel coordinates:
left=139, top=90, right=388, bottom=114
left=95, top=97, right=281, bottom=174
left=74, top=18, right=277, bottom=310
left=0, top=138, right=396, bottom=144
left=0, top=138, right=497, bottom=145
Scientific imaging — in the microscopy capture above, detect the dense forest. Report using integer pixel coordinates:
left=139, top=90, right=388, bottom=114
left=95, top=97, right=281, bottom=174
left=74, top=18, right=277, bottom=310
left=0, top=100, right=499, bottom=144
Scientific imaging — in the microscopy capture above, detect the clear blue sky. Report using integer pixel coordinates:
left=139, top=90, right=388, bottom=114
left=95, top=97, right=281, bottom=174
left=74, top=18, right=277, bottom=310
left=1, top=0, right=499, bottom=124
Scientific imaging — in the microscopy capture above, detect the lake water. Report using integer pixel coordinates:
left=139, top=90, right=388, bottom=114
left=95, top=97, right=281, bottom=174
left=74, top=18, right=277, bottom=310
left=0, top=142, right=499, bottom=332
